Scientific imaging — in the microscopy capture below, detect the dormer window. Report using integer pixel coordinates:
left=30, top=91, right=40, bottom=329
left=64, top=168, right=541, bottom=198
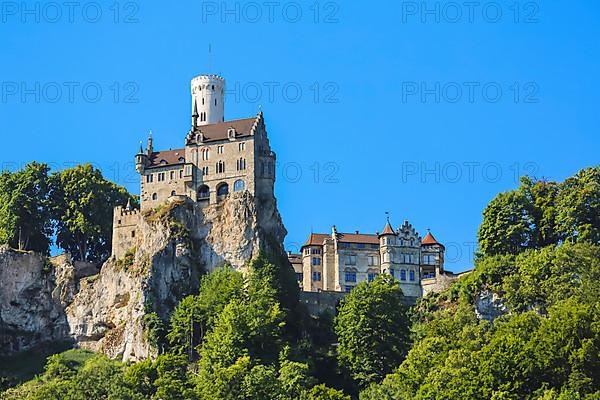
left=178, top=157, right=185, bottom=163
left=228, top=127, right=236, bottom=139
left=160, top=160, right=167, bottom=165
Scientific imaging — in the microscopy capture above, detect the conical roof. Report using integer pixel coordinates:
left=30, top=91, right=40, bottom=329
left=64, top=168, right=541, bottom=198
left=422, top=231, right=441, bottom=246
left=380, top=221, right=395, bottom=236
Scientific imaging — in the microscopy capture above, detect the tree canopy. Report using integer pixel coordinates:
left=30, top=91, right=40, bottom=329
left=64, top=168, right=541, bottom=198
left=0, top=162, right=136, bottom=261
left=478, top=167, right=600, bottom=257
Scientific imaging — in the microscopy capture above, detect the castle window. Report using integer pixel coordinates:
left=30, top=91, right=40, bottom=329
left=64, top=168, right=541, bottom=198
left=234, top=179, right=245, bottom=192
left=146, top=174, right=153, bottom=183
left=178, top=157, right=185, bottom=163
left=423, top=255, right=436, bottom=265
left=370, top=244, right=379, bottom=249
left=312, top=272, right=321, bottom=282
left=180, top=170, right=183, bottom=178
left=170, top=171, right=174, bottom=180
left=216, top=161, right=225, bottom=174
left=236, top=158, right=247, bottom=171
left=357, top=243, right=365, bottom=249
left=410, top=270, right=416, bottom=281
left=202, top=97, right=205, bottom=105
left=312, top=257, right=321, bottom=266
left=400, top=270, right=407, bottom=281
left=160, top=160, right=167, bottom=165
left=239, top=142, right=245, bottom=151
left=157, top=173, right=165, bottom=182
left=212, top=85, right=215, bottom=90
left=383, top=253, right=390, bottom=263
left=344, top=269, right=357, bottom=283
left=202, top=166, right=209, bottom=176
left=171, top=191, right=176, bottom=197
left=368, top=256, right=378, bottom=266
left=131, top=231, right=135, bottom=238
left=202, top=148, right=210, bottom=161
left=345, top=255, right=357, bottom=266
left=217, top=183, right=229, bottom=197
left=217, top=146, right=224, bottom=154
left=215, top=98, right=217, bottom=106
left=152, top=193, right=157, bottom=201
left=345, top=286, right=353, bottom=293
left=368, top=271, right=379, bottom=283
left=311, top=248, right=321, bottom=255
left=197, top=185, right=210, bottom=200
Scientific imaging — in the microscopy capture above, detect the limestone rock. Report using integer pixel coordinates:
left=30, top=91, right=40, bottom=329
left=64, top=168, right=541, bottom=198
left=475, top=290, right=508, bottom=322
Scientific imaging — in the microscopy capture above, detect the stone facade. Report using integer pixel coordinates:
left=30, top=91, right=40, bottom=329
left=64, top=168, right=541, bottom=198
left=290, top=220, right=453, bottom=298
left=113, top=74, right=277, bottom=260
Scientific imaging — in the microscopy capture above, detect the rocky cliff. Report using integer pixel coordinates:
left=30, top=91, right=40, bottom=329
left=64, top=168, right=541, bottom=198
left=0, top=192, right=288, bottom=361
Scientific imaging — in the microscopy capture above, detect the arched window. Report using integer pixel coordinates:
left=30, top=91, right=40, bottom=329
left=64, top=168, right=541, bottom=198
left=197, top=185, right=210, bottom=200
left=215, top=161, right=225, bottom=174
left=152, top=193, right=158, bottom=201
left=171, top=191, right=176, bottom=197
left=217, top=183, right=229, bottom=197
left=234, top=179, right=245, bottom=192
left=201, top=148, right=209, bottom=161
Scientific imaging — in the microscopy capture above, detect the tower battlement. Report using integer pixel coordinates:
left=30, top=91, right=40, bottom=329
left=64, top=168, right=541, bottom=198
left=191, top=74, right=225, bottom=126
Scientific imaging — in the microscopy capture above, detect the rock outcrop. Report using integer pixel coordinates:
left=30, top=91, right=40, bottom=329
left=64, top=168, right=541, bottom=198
left=0, top=192, right=288, bottom=361
left=474, top=290, right=508, bottom=322
left=0, top=249, right=96, bottom=355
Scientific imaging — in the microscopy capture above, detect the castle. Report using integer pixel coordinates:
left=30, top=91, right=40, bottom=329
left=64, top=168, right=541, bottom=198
left=289, top=221, right=457, bottom=298
left=112, top=74, right=276, bottom=260
left=112, top=73, right=457, bottom=298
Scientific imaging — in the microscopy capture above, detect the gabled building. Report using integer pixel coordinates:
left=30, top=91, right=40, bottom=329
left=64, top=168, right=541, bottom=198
left=292, top=220, right=453, bottom=298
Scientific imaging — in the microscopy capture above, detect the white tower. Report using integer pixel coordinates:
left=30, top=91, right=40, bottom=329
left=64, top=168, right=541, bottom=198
left=191, top=74, right=225, bottom=126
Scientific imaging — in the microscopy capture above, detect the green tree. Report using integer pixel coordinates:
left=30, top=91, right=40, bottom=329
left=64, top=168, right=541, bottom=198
left=0, top=162, right=52, bottom=253
left=556, top=167, right=600, bottom=245
left=49, top=164, right=136, bottom=262
left=478, top=190, right=534, bottom=257
left=334, top=274, right=410, bottom=387
left=308, top=384, right=351, bottom=400
left=168, top=267, right=244, bottom=357
left=521, top=176, right=560, bottom=248
left=194, top=258, right=286, bottom=398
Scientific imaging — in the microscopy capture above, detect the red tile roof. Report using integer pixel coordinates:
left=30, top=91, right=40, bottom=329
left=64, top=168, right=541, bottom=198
left=422, top=232, right=442, bottom=246
left=148, top=149, right=186, bottom=169
left=337, top=233, right=380, bottom=245
left=304, top=233, right=330, bottom=246
left=189, top=116, right=258, bottom=143
left=304, top=232, right=380, bottom=246
left=380, top=222, right=395, bottom=236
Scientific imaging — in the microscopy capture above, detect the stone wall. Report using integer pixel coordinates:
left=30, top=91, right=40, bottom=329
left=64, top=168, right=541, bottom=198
left=0, top=249, right=98, bottom=356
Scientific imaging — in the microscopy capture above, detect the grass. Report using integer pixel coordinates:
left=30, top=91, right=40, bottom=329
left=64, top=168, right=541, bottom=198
left=0, top=341, right=75, bottom=391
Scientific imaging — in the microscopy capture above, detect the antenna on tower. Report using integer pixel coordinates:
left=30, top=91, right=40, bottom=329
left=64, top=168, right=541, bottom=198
left=208, top=44, right=212, bottom=72
left=385, top=211, right=391, bottom=223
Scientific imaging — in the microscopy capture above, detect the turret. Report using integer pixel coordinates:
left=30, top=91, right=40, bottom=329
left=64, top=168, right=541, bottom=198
left=191, top=74, right=225, bottom=126
left=421, top=230, right=445, bottom=277
left=146, top=131, right=153, bottom=156
left=379, top=218, right=396, bottom=275
left=136, top=143, right=148, bottom=173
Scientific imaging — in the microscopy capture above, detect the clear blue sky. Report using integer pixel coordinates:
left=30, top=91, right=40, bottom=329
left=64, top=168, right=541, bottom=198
left=1, top=1, right=598, bottom=271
